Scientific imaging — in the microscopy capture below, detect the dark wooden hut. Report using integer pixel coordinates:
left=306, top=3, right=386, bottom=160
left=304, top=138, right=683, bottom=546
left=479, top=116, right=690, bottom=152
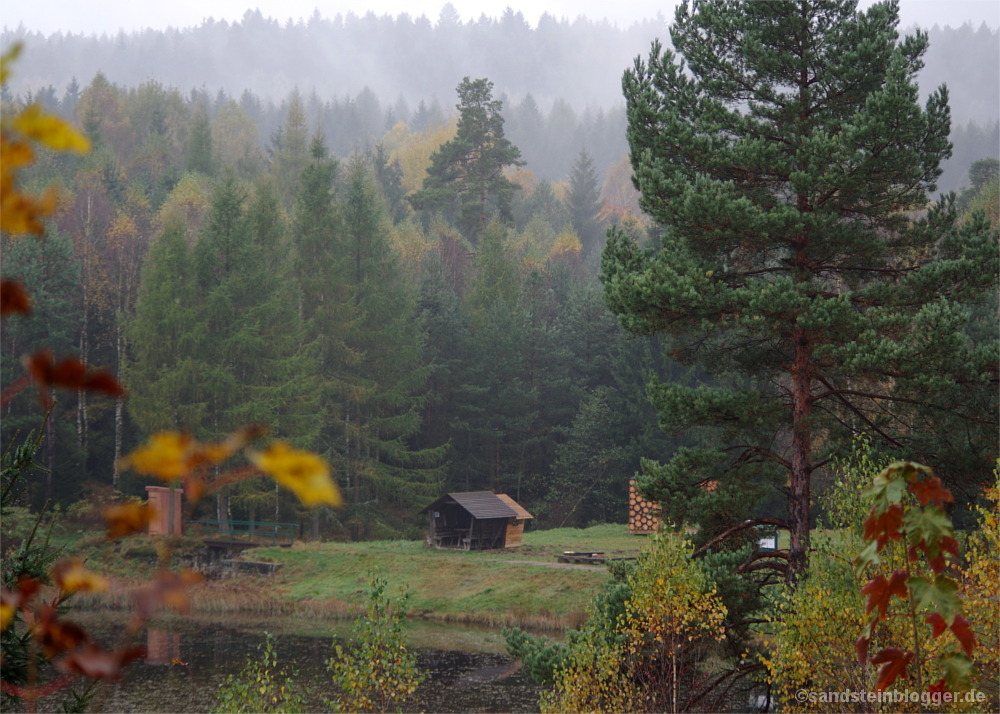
left=421, top=491, right=534, bottom=550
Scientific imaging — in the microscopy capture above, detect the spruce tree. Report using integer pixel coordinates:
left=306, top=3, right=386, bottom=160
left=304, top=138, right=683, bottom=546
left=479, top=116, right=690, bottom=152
left=602, top=0, right=998, bottom=581
left=337, top=157, right=445, bottom=513
left=127, top=177, right=318, bottom=519
left=567, top=149, right=604, bottom=257
left=185, top=103, right=214, bottom=176
left=408, top=77, right=524, bottom=240
left=124, top=217, right=210, bottom=433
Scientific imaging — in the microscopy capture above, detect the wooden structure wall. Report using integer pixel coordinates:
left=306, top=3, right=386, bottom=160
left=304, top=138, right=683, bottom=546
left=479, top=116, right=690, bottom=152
left=146, top=486, right=183, bottom=536
left=628, top=479, right=661, bottom=534
left=422, top=492, right=533, bottom=550
left=497, top=493, right=533, bottom=548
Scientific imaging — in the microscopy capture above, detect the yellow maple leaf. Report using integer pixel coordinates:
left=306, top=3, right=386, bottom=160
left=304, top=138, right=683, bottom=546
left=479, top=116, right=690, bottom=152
left=249, top=442, right=342, bottom=508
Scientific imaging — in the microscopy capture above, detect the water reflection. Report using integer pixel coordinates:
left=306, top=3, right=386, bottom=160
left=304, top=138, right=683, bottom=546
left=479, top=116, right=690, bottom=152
left=144, top=630, right=181, bottom=666
left=48, top=613, right=541, bottom=713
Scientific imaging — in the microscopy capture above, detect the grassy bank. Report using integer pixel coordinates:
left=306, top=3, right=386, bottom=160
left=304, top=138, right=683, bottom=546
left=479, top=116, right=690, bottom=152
left=69, top=524, right=642, bottom=630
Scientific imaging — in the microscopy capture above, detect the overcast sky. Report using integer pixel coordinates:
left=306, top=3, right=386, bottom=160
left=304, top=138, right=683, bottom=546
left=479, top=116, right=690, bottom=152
left=6, top=0, right=998, bottom=37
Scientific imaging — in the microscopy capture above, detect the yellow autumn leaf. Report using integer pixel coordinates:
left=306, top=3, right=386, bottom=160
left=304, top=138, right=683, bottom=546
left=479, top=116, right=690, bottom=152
left=0, top=601, right=14, bottom=631
left=51, top=559, right=109, bottom=594
left=0, top=43, right=21, bottom=86
left=118, top=432, right=193, bottom=482
left=249, top=442, right=342, bottom=508
left=117, top=428, right=260, bottom=482
left=12, top=103, right=91, bottom=153
left=104, top=502, right=156, bottom=539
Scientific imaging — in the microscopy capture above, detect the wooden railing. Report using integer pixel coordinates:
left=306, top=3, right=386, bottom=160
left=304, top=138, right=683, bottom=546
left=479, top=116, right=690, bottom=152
left=187, top=519, right=298, bottom=547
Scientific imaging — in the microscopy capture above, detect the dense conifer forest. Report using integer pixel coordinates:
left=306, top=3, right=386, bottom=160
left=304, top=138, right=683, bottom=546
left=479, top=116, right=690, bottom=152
left=1, top=6, right=997, bottom=542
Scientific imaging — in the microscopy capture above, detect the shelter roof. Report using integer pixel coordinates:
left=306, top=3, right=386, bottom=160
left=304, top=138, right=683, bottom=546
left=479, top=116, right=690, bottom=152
left=421, top=491, right=519, bottom=520
left=496, top=493, right=533, bottom=519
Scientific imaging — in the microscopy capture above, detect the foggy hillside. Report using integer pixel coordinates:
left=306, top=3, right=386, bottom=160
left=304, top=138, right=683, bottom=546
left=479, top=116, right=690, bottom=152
left=2, top=8, right=996, bottom=189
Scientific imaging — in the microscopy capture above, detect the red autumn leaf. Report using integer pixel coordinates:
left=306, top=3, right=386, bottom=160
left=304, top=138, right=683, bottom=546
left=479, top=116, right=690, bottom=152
left=926, top=612, right=947, bottom=638
left=909, top=476, right=954, bottom=507
left=0, top=279, right=31, bottom=316
left=870, top=647, right=913, bottom=692
left=863, top=504, right=903, bottom=550
left=950, top=615, right=976, bottom=657
left=856, top=634, right=870, bottom=666
left=917, top=534, right=959, bottom=574
left=862, top=570, right=909, bottom=620
left=55, top=643, right=144, bottom=680
left=928, top=678, right=948, bottom=694
left=17, top=576, right=42, bottom=601
left=40, top=618, right=88, bottom=657
left=25, top=351, right=126, bottom=408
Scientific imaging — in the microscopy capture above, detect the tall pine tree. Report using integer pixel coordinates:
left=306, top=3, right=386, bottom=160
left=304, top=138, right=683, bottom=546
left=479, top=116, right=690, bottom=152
left=408, top=78, right=524, bottom=240
left=602, top=0, right=998, bottom=581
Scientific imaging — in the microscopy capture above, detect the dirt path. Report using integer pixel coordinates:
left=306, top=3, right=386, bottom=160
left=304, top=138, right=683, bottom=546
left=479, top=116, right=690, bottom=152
left=484, top=558, right=607, bottom=572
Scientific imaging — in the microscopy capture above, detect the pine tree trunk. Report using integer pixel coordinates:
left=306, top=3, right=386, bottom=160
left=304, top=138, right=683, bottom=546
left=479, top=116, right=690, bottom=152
left=788, top=332, right=812, bottom=584
left=113, top=323, right=123, bottom=489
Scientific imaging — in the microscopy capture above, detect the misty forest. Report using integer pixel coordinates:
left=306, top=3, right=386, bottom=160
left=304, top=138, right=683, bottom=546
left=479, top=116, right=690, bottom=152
left=1, top=1, right=998, bottom=712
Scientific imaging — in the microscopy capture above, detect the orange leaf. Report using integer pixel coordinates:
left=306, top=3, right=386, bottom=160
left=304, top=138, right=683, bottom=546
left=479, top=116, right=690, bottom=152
left=950, top=615, right=976, bottom=657
left=909, top=476, right=954, bottom=507
left=870, top=647, right=913, bottom=692
left=25, top=351, right=125, bottom=407
left=0, top=279, right=31, bottom=316
left=863, top=504, right=903, bottom=550
left=862, top=570, right=909, bottom=620
left=51, top=559, right=108, bottom=594
left=104, top=502, right=156, bottom=539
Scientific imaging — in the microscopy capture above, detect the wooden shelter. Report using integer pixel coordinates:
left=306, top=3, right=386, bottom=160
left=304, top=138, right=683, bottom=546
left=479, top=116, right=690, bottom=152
left=628, top=479, right=661, bottom=534
left=422, top=491, right=534, bottom=550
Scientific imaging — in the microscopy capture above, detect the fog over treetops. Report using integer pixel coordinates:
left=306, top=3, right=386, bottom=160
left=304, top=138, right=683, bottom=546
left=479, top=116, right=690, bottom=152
left=3, top=6, right=997, bottom=123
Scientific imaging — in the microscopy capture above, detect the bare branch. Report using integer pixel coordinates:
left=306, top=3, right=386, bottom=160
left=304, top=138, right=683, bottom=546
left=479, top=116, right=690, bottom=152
left=691, top=518, right=791, bottom=559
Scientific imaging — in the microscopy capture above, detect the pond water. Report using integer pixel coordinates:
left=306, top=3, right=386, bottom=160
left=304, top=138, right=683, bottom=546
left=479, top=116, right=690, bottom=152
left=42, top=612, right=544, bottom=713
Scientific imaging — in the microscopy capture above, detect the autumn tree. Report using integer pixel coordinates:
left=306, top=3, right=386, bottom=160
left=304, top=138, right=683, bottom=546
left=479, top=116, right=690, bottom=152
left=408, top=77, right=524, bottom=240
left=601, top=0, right=998, bottom=583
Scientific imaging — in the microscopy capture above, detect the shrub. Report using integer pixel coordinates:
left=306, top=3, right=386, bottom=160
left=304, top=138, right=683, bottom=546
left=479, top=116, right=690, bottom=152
left=326, top=570, right=424, bottom=713
left=213, top=632, right=307, bottom=713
